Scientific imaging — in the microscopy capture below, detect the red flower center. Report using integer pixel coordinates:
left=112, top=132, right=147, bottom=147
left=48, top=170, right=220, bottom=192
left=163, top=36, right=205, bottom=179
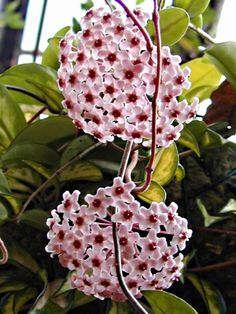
left=95, top=234, right=104, bottom=244
left=115, top=186, right=124, bottom=195
left=73, top=239, right=81, bottom=249
left=92, top=199, right=101, bottom=208
left=119, top=237, right=128, bottom=246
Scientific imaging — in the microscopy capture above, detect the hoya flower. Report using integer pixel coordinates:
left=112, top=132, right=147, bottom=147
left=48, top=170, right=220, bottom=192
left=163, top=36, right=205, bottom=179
left=46, top=177, right=192, bottom=301
left=58, top=7, right=199, bottom=148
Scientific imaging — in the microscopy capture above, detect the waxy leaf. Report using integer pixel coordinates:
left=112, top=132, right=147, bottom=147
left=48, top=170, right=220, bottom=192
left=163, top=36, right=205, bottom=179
left=181, top=57, right=221, bottom=102
left=152, top=144, right=179, bottom=186
left=196, top=198, right=228, bottom=227
left=61, top=135, right=95, bottom=165
left=20, top=209, right=50, bottom=231
left=175, top=0, right=210, bottom=17
left=59, top=160, right=103, bottom=182
left=144, top=290, right=198, bottom=314
left=0, top=85, right=26, bottom=150
left=206, top=42, right=236, bottom=90
left=11, top=116, right=76, bottom=148
left=2, top=235, right=40, bottom=273
left=108, top=302, right=134, bottom=314
left=187, top=274, right=226, bottom=314
left=42, top=26, right=71, bottom=70
left=81, top=0, right=94, bottom=10
left=0, top=169, right=11, bottom=195
left=219, top=199, right=236, bottom=215
left=1, top=144, right=60, bottom=168
left=159, top=7, right=190, bottom=46
left=178, top=126, right=200, bottom=156
left=0, top=64, right=62, bottom=112
left=175, top=164, right=185, bottom=181
left=137, top=181, right=166, bottom=204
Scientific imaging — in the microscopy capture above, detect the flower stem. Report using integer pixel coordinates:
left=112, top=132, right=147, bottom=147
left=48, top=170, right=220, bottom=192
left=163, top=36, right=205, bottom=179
left=134, top=2, right=162, bottom=193
left=112, top=142, right=149, bottom=314
left=0, top=238, right=8, bottom=265
left=188, top=259, right=236, bottom=273
left=27, top=106, right=47, bottom=124
left=114, top=0, right=153, bottom=54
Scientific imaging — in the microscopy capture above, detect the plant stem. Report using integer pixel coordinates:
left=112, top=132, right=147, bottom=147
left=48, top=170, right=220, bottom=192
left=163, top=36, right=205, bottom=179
left=188, top=259, right=236, bottom=273
left=105, top=0, right=113, bottom=11
left=194, top=226, right=236, bottom=237
left=112, top=141, right=149, bottom=314
left=114, top=0, right=153, bottom=54
left=125, top=149, right=139, bottom=182
left=134, top=3, right=162, bottom=193
left=27, top=106, right=47, bottom=124
left=0, top=238, right=8, bottom=265
left=189, top=22, right=216, bottom=44
left=17, top=141, right=103, bottom=222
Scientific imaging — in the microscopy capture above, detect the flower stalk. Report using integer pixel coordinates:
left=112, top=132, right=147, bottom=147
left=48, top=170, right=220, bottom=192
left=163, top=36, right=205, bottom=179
left=134, top=1, right=162, bottom=193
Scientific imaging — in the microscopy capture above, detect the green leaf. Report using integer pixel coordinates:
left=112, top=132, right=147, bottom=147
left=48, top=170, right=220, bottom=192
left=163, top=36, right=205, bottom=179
left=0, top=281, right=27, bottom=293
left=0, top=169, right=11, bottom=195
left=61, top=135, right=95, bottom=165
left=108, top=302, right=134, bottom=314
left=175, top=0, right=210, bottom=17
left=158, top=7, right=190, bottom=46
left=144, top=290, right=198, bottom=314
left=0, top=64, right=63, bottom=113
left=1, top=143, right=60, bottom=168
left=20, top=209, right=50, bottom=231
left=191, top=14, right=203, bottom=28
left=0, top=202, right=8, bottom=222
left=71, top=291, right=95, bottom=309
left=42, top=26, right=71, bottom=70
left=59, top=160, right=103, bottom=182
left=72, top=18, right=82, bottom=33
left=2, top=235, right=40, bottom=273
left=196, top=198, right=228, bottom=227
left=81, top=0, right=94, bottom=10
left=5, top=0, right=20, bottom=13
left=219, top=199, right=236, bottom=214
left=206, top=42, right=236, bottom=90
left=187, top=274, right=226, bottom=314
left=178, top=126, right=200, bottom=156
left=199, top=129, right=227, bottom=150
left=181, top=57, right=221, bottom=102
left=14, top=287, right=38, bottom=314
left=11, top=116, right=76, bottom=148
left=136, top=0, right=145, bottom=4
left=152, top=144, right=179, bottom=186
left=0, top=294, right=15, bottom=314
left=175, top=164, right=185, bottom=181
left=137, top=181, right=166, bottom=204
left=0, top=85, right=26, bottom=150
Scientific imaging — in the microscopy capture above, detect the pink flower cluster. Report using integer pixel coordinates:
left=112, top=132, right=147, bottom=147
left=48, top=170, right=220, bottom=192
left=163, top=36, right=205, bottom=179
left=58, top=7, right=198, bottom=147
left=46, top=177, right=192, bottom=301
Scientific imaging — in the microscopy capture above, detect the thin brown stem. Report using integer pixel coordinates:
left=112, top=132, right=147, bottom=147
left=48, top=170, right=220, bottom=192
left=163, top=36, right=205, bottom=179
left=27, top=106, right=47, bottom=124
left=179, top=149, right=193, bottom=158
left=17, top=141, right=103, bottom=222
left=134, top=4, right=161, bottom=193
left=194, top=226, right=236, bottom=237
left=105, top=0, right=113, bottom=11
left=0, top=238, right=8, bottom=264
left=188, top=259, right=236, bottom=273
left=189, top=22, right=216, bottom=44
left=114, top=0, right=153, bottom=54
left=112, top=141, right=149, bottom=314
left=125, top=150, right=139, bottom=182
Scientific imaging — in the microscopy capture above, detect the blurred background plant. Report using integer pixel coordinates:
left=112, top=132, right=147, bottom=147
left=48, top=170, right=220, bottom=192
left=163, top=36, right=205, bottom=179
left=0, top=0, right=235, bottom=313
